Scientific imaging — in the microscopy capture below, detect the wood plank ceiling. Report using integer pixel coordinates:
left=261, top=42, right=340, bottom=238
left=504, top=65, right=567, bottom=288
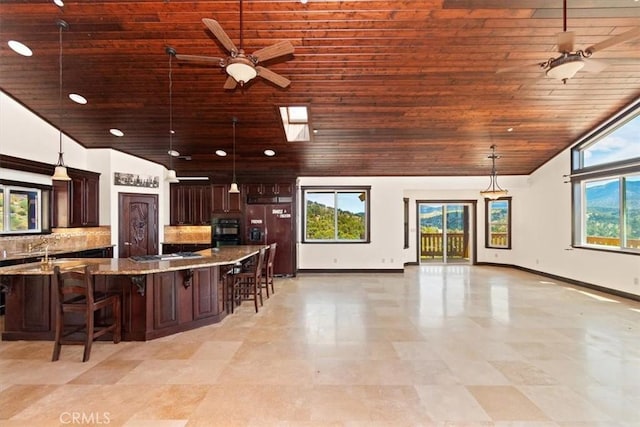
left=1, top=0, right=639, bottom=181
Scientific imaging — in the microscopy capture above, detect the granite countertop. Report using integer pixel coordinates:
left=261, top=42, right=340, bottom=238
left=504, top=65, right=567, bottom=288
left=0, top=245, right=264, bottom=276
left=0, top=245, right=116, bottom=262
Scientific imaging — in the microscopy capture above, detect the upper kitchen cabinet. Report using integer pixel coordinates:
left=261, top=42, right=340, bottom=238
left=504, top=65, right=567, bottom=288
left=53, top=169, right=100, bottom=228
left=244, top=182, right=294, bottom=203
left=211, top=184, right=242, bottom=215
left=169, top=183, right=212, bottom=225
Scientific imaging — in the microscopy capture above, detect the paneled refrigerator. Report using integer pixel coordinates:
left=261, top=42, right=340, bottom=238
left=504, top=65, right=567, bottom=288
left=244, top=203, right=294, bottom=276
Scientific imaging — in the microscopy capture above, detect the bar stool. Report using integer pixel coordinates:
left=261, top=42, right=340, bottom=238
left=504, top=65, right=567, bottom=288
left=233, top=247, right=266, bottom=313
left=261, top=242, right=277, bottom=298
left=51, top=265, right=121, bottom=362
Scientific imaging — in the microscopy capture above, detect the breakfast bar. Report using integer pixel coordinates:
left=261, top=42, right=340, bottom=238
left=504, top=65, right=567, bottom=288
left=0, top=245, right=264, bottom=341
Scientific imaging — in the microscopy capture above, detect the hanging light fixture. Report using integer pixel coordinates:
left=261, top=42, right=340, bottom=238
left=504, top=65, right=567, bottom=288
left=52, top=19, right=71, bottom=181
left=229, top=117, right=240, bottom=193
left=480, top=145, right=508, bottom=200
left=165, top=47, right=179, bottom=183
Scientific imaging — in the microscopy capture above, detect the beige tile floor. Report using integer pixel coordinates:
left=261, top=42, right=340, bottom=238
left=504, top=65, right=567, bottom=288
left=1, top=265, right=639, bottom=426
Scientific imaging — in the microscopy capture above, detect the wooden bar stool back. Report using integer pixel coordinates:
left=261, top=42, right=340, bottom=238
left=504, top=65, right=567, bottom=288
left=262, top=242, right=277, bottom=297
left=51, top=265, right=121, bottom=362
left=234, top=247, right=267, bottom=313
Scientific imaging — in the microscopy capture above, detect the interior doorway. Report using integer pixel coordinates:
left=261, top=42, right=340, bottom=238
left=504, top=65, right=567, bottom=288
left=118, top=193, right=159, bottom=258
left=418, top=202, right=473, bottom=264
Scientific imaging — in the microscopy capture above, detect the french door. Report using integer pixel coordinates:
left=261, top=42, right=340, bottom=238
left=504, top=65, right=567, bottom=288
left=418, top=202, right=472, bottom=264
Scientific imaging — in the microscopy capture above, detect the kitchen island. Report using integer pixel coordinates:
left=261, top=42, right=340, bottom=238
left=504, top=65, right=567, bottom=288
left=0, top=245, right=264, bottom=341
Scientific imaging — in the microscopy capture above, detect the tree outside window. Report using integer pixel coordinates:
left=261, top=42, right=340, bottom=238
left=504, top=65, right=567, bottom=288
left=302, top=187, right=370, bottom=243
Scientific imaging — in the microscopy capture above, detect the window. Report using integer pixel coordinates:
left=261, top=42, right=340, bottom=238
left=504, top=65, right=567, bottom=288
left=485, top=197, right=511, bottom=249
left=571, top=99, right=640, bottom=253
left=279, top=105, right=311, bottom=142
left=0, top=180, right=51, bottom=235
left=302, top=187, right=370, bottom=243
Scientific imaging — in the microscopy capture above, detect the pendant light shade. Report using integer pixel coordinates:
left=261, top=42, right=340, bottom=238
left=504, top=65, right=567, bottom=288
left=480, top=145, right=508, bottom=200
left=229, top=117, right=240, bottom=193
left=165, top=47, right=179, bottom=183
left=52, top=19, right=71, bottom=181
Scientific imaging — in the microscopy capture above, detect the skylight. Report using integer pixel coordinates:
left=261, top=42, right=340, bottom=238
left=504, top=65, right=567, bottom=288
left=279, top=106, right=311, bottom=142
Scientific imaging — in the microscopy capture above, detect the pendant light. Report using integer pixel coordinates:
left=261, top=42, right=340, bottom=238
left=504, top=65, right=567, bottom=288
left=229, top=117, right=240, bottom=193
left=165, top=47, right=179, bottom=183
left=480, top=145, right=508, bottom=200
left=52, top=19, right=71, bottom=181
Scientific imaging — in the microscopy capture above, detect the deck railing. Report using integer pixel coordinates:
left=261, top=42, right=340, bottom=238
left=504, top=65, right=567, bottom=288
left=586, top=236, right=640, bottom=249
left=420, top=232, right=469, bottom=259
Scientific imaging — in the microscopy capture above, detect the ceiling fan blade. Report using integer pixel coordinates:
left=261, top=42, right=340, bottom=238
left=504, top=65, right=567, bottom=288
left=586, top=27, right=640, bottom=54
left=496, top=62, right=545, bottom=74
left=202, top=18, right=237, bottom=54
left=252, top=40, right=295, bottom=63
left=223, top=75, right=238, bottom=90
left=175, top=54, right=225, bottom=65
left=581, top=58, right=609, bottom=73
left=256, top=66, right=291, bottom=88
left=557, top=31, right=575, bottom=53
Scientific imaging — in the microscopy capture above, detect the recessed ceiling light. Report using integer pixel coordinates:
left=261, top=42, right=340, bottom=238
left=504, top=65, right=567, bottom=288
left=69, top=93, right=87, bottom=104
left=53, top=0, right=64, bottom=6
left=264, top=149, right=276, bottom=157
left=507, top=127, right=514, bottom=132
left=215, top=150, right=227, bottom=157
left=109, top=128, right=124, bottom=137
left=8, top=40, right=32, bottom=57
left=168, top=149, right=180, bottom=157
left=312, top=129, right=318, bottom=134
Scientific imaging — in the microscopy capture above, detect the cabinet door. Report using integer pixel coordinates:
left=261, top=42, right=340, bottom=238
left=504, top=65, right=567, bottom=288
left=192, top=267, right=218, bottom=320
left=274, top=182, right=294, bottom=197
left=83, top=175, right=100, bottom=226
left=53, top=170, right=100, bottom=228
left=244, top=183, right=264, bottom=197
left=193, top=185, right=212, bottom=224
left=153, top=271, right=179, bottom=329
left=170, top=185, right=188, bottom=225
left=212, top=184, right=242, bottom=214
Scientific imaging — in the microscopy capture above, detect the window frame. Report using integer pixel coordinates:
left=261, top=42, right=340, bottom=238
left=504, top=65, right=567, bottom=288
left=301, top=186, right=371, bottom=243
left=570, top=99, right=640, bottom=255
left=485, top=197, right=512, bottom=249
left=0, top=179, right=52, bottom=236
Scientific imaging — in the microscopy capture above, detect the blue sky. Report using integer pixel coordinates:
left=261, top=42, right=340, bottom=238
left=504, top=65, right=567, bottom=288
left=584, top=113, right=640, bottom=167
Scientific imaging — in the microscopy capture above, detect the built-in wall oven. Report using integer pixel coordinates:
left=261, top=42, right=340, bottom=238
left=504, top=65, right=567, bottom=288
left=211, top=218, right=241, bottom=247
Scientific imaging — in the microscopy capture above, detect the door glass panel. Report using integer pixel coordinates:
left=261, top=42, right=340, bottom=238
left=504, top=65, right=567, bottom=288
left=419, top=203, right=471, bottom=264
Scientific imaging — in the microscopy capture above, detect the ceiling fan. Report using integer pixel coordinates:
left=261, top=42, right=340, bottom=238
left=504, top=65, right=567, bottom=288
left=175, top=0, right=294, bottom=89
left=497, top=0, right=640, bottom=83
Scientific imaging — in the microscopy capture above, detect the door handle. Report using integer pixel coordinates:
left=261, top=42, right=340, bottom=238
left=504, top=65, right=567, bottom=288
left=124, top=242, right=132, bottom=246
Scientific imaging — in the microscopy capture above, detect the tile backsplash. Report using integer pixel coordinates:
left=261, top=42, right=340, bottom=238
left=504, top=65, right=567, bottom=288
left=163, top=225, right=210, bottom=243
left=0, top=226, right=111, bottom=257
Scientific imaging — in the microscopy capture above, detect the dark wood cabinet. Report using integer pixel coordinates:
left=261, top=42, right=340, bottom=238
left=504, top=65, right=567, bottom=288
left=169, top=183, right=212, bottom=225
left=192, top=267, right=218, bottom=320
left=244, top=181, right=294, bottom=203
left=53, top=169, right=100, bottom=227
left=211, top=184, right=242, bottom=214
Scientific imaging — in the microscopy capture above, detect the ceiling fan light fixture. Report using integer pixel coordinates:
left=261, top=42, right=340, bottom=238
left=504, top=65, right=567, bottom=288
left=226, top=58, right=257, bottom=85
left=546, top=54, right=584, bottom=81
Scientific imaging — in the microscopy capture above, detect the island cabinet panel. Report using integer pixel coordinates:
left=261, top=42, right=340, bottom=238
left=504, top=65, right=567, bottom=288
left=153, top=271, right=180, bottom=330
left=2, top=275, right=53, bottom=340
left=192, top=266, right=217, bottom=320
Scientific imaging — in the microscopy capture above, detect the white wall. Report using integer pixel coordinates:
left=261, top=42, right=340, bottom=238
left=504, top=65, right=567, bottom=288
left=297, top=175, right=529, bottom=270
left=517, top=149, right=640, bottom=296
left=1, top=91, right=169, bottom=255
